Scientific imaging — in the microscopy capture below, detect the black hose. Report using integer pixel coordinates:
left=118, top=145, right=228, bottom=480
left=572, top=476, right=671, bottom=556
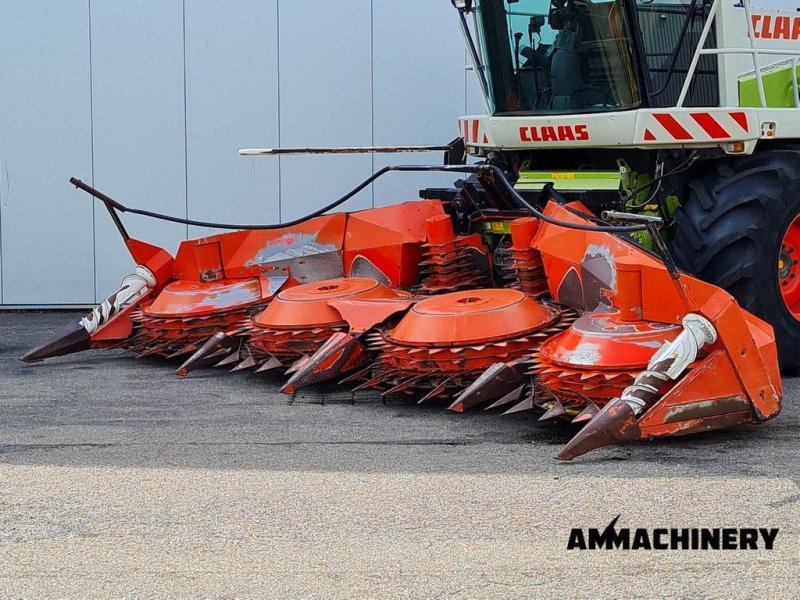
left=623, top=153, right=699, bottom=207
left=71, top=165, right=649, bottom=233
left=71, top=170, right=385, bottom=230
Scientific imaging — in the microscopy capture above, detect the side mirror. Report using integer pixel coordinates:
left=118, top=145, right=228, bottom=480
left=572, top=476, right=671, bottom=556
left=450, top=0, right=474, bottom=12
left=529, top=15, right=545, bottom=35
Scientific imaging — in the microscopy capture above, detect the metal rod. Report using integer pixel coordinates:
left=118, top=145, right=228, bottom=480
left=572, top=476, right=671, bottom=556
left=459, top=9, right=492, bottom=112
left=238, top=145, right=450, bottom=156
left=648, top=223, right=681, bottom=280
left=741, top=0, right=767, bottom=108
left=699, top=48, right=800, bottom=56
left=677, top=0, right=720, bottom=108
left=70, top=177, right=130, bottom=241
left=647, top=0, right=700, bottom=100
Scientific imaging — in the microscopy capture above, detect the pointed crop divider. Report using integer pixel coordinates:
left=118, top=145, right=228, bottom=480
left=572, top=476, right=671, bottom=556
left=485, top=384, right=526, bottom=410
left=20, top=320, right=92, bottom=363
left=281, top=332, right=369, bottom=392
left=418, top=377, right=453, bottom=404
left=21, top=261, right=160, bottom=363
left=256, top=356, right=284, bottom=373
left=447, top=362, right=523, bottom=412
left=538, top=398, right=566, bottom=421
left=571, top=402, right=600, bottom=424
left=502, top=394, right=537, bottom=415
left=231, top=354, right=258, bottom=372
left=176, top=332, right=231, bottom=376
left=555, top=398, right=641, bottom=461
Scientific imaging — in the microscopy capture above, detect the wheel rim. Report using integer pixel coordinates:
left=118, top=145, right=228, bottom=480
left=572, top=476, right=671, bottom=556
left=779, top=215, right=800, bottom=318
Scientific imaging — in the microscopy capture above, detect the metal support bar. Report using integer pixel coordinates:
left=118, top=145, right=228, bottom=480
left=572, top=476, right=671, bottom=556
left=677, top=0, right=720, bottom=107
left=70, top=177, right=130, bottom=242
left=741, top=0, right=767, bottom=108
left=239, top=145, right=451, bottom=156
left=675, top=0, right=800, bottom=109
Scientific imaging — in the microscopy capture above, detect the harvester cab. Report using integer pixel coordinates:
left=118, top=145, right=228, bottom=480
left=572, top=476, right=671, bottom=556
left=22, top=0, right=794, bottom=459
left=463, top=0, right=644, bottom=115
left=455, top=0, right=800, bottom=371
left=456, top=0, right=787, bottom=146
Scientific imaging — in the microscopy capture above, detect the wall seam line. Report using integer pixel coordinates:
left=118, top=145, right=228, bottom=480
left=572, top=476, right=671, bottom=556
left=0, top=2, right=4, bottom=305
left=277, top=0, right=282, bottom=223
left=182, top=0, right=189, bottom=239
left=89, top=0, right=97, bottom=303
left=370, top=0, right=375, bottom=208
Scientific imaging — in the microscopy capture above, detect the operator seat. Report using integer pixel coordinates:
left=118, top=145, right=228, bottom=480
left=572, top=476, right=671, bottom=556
left=549, top=2, right=585, bottom=110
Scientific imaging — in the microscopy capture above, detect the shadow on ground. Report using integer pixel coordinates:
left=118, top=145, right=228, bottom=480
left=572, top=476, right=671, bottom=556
left=2, top=312, right=798, bottom=480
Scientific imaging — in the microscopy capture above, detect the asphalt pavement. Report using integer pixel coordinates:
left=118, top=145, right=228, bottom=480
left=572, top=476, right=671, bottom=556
left=0, top=312, right=798, bottom=598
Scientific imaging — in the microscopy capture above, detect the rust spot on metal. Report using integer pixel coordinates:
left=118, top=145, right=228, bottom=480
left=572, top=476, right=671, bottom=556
left=667, top=411, right=754, bottom=436
left=663, top=395, right=752, bottom=424
left=199, top=268, right=223, bottom=283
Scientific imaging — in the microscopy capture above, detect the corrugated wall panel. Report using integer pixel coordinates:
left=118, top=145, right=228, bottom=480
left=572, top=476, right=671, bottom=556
left=0, top=0, right=479, bottom=305
left=372, top=1, right=467, bottom=207
left=90, top=0, right=187, bottom=300
left=277, top=1, right=373, bottom=221
left=185, top=0, right=280, bottom=239
left=0, top=1, right=94, bottom=304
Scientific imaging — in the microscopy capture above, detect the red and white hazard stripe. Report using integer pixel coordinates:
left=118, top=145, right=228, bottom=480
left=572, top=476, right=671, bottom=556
left=459, top=118, right=490, bottom=145
left=643, top=111, right=750, bottom=143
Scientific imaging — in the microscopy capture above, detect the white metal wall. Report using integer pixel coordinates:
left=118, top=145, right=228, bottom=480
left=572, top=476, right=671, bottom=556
left=0, top=0, right=481, bottom=306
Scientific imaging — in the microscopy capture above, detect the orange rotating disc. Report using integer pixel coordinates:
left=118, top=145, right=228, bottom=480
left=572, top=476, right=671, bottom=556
left=131, top=278, right=269, bottom=358
left=254, top=277, right=397, bottom=330
left=364, top=289, right=569, bottom=399
left=532, top=311, right=683, bottom=408
left=144, top=278, right=265, bottom=319
left=248, top=278, right=400, bottom=366
left=387, top=289, right=558, bottom=347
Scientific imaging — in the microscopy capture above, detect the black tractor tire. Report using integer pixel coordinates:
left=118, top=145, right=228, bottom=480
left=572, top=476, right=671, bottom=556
left=670, top=147, right=800, bottom=371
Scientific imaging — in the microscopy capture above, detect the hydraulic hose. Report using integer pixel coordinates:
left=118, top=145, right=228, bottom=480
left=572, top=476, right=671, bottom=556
left=70, top=165, right=650, bottom=234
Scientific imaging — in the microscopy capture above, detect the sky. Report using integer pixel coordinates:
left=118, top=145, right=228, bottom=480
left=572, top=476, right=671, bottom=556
left=748, top=0, right=800, bottom=12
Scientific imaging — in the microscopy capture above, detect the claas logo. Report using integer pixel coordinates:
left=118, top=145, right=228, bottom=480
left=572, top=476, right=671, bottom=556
left=751, top=13, right=800, bottom=40
left=519, top=125, right=589, bottom=143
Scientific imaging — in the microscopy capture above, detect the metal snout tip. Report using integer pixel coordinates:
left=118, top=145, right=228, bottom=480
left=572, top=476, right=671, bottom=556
left=20, top=321, right=91, bottom=363
left=555, top=399, right=641, bottom=461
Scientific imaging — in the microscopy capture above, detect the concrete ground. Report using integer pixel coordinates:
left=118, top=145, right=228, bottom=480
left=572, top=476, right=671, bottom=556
left=0, top=312, right=798, bottom=598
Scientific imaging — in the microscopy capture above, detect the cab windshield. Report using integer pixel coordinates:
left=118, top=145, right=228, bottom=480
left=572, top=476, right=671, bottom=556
left=473, top=0, right=641, bottom=115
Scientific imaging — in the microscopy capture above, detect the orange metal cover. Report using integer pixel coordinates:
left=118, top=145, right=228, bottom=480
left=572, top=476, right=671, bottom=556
left=387, top=289, right=556, bottom=347
left=143, top=278, right=265, bottom=318
left=254, top=278, right=398, bottom=329
left=538, top=312, right=683, bottom=371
